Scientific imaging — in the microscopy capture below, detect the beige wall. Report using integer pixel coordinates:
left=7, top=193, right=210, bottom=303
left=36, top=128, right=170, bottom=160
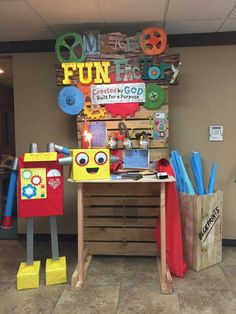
left=13, top=47, right=236, bottom=238
left=169, top=46, right=236, bottom=239
left=13, top=53, right=78, bottom=234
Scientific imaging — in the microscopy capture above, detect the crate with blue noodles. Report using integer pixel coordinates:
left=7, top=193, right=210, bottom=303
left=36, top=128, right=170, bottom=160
left=171, top=150, right=223, bottom=271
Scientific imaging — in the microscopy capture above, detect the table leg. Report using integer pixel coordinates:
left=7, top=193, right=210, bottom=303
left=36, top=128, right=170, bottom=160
left=71, top=183, right=92, bottom=289
left=78, top=183, right=84, bottom=283
left=160, top=182, right=166, bottom=279
left=157, top=182, right=172, bottom=294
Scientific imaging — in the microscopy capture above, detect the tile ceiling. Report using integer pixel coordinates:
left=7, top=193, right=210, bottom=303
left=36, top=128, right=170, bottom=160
left=0, top=0, right=236, bottom=42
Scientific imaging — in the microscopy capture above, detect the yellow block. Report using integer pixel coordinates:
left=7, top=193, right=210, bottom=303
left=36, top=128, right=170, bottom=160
left=45, top=256, right=67, bottom=286
left=70, top=149, right=110, bottom=181
left=17, top=261, right=41, bottom=290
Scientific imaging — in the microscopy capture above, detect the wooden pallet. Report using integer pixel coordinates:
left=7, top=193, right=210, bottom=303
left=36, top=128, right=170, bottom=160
left=77, top=86, right=169, bottom=158
left=76, top=88, right=169, bottom=255
left=83, top=183, right=160, bottom=256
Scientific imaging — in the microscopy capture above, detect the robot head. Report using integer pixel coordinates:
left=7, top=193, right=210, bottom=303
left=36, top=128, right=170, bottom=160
left=70, top=148, right=110, bottom=180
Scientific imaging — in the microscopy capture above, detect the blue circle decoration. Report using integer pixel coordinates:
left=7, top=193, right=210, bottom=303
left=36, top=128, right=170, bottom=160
left=153, top=131, right=159, bottom=138
left=148, top=66, right=161, bottom=80
left=58, top=86, right=84, bottom=115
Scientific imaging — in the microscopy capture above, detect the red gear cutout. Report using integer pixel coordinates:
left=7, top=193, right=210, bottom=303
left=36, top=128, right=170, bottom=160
left=105, top=73, right=143, bottom=118
left=31, top=175, right=42, bottom=186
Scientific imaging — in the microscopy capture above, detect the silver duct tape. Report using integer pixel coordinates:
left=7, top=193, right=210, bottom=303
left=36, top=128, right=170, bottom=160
left=47, top=142, right=55, bottom=152
left=12, top=157, right=18, bottom=171
left=58, top=156, right=73, bottom=166
left=29, top=143, right=38, bottom=153
left=54, top=144, right=63, bottom=153
left=110, top=155, right=119, bottom=164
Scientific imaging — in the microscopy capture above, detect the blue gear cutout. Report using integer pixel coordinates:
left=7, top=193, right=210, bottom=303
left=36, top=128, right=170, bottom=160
left=58, top=86, right=84, bottom=115
left=22, top=184, right=37, bottom=199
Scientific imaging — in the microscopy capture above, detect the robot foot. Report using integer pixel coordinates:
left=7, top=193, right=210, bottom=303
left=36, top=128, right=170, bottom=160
left=17, top=261, right=41, bottom=290
left=45, top=256, right=67, bottom=286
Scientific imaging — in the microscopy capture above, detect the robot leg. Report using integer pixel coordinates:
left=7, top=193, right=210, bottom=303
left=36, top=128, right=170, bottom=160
left=45, top=216, right=67, bottom=286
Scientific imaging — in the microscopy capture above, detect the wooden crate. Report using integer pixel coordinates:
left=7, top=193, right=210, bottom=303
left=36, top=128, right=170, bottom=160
left=178, top=191, right=223, bottom=271
left=84, top=183, right=160, bottom=256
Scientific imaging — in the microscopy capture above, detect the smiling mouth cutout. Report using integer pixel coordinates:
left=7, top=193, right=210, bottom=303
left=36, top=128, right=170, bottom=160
left=86, top=167, right=99, bottom=174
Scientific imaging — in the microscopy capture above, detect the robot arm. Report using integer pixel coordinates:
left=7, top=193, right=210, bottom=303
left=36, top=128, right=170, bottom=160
left=54, top=144, right=70, bottom=156
left=1, top=157, right=18, bottom=229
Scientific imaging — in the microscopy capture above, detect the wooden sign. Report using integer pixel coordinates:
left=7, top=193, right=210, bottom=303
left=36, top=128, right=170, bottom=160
left=55, top=28, right=167, bottom=61
left=55, top=28, right=180, bottom=87
left=56, top=53, right=180, bottom=86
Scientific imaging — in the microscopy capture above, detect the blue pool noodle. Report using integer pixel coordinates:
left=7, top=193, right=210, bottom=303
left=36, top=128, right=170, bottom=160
left=191, top=152, right=205, bottom=195
left=208, top=162, right=217, bottom=194
left=179, top=155, right=195, bottom=195
left=4, top=169, right=18, bottom=217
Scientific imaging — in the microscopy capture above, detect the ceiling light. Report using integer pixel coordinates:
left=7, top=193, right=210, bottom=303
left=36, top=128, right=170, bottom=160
left=0, top=68, right=4, bottom=74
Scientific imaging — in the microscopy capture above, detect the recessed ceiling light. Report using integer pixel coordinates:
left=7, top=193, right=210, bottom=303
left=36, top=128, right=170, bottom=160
left=0, top=68, right=4, bottom=74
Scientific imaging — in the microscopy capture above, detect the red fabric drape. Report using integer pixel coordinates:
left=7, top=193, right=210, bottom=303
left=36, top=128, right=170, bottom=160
left=154, top=158, right=188, bottom=278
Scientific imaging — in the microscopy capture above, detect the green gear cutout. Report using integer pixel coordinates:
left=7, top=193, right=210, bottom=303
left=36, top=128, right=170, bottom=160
left=55, top=32, right=86, bottom=63
left=144, top=84, right=166, bottom=110
left=22, top=169, right=32, bottom=180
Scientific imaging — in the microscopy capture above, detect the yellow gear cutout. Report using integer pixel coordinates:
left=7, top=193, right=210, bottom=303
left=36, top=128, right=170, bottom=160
left=77, top=82, right=106, bottom=120
left=83, top=100, right=106, bottom=120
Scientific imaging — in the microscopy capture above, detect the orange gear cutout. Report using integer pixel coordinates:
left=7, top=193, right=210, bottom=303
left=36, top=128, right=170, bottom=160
left=140, top=27, right=167, bottom=55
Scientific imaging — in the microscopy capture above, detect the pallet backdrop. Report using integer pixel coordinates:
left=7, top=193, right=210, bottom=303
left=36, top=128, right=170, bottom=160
left=76, top=91, right=169, bottom=256
left=56, top=30, right=179, bottom=256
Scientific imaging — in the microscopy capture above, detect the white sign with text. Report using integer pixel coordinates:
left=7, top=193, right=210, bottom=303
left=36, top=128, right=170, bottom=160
left=91, top=83, right=145, bottom=104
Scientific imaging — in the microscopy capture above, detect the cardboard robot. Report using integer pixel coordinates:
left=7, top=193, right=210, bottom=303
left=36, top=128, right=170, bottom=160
left=1, top=143, right=67, bottom=290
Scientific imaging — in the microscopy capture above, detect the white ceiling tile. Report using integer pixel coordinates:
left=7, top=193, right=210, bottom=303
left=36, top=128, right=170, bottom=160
left=51, top=24, right=104, bottom=36
left=228, top=5, right=236, bottom=18
left=219, top=18, right=236, bottom=31
left=99, top=0, right=166, bottom=23
left=51, top=22, right=164, bottom=37
left=165, top=19, right=224, bottom=34
left=0, top=1, right=46, bottom=27
left=167, top=0, right=236, bottom=20
left=1, top=0, right=236, bottom=42
left=27, top=0, right=104, bottom=24
left=0, top=0, right=54, bottom=41
left=0, top=0, right=22, bottom=2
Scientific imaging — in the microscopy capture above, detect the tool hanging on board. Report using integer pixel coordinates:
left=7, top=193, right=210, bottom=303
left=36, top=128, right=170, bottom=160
left=118, top=122, right=132, bottom=149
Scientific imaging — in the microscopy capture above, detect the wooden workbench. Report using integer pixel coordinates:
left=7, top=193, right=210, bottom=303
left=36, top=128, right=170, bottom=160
left=70, top=175, right=175, bottom=294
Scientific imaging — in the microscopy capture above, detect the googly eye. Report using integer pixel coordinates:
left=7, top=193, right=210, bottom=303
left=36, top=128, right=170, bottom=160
left=76, top=152, right=89, bottom=166
left=94, top=152, right=107, bottom=165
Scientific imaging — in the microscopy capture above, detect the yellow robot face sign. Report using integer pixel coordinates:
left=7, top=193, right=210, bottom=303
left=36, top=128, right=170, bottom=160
left=70, top=149, right=110, bottom=180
